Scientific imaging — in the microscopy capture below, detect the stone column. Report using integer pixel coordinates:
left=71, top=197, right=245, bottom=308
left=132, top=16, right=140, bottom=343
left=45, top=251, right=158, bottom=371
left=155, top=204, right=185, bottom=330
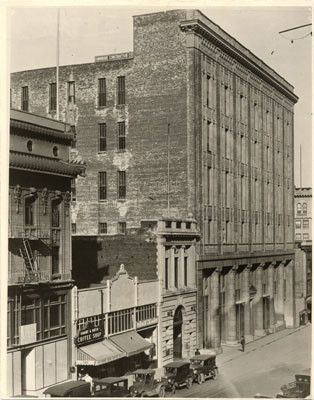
left=211, top=269, right=220, bottom=348
left=284, top=260, right=295, bottom=328
left=276, top=262, right=285, bottom=323
left=268, top=262, right=275, bottom=331
left=226, top=267, right=237, bottom=345
left=242, top=265, right=252, bottom=340
left=254, top=264, right=264, bottom=336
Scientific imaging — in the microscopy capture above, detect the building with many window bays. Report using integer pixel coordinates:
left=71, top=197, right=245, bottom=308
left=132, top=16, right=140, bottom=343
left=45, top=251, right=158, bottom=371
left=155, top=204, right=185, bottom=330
left=7, top=109, right=85, bottom=397
left=295, top=187, right=312, bottom=242
left=11, top=9, right=298, bottom=360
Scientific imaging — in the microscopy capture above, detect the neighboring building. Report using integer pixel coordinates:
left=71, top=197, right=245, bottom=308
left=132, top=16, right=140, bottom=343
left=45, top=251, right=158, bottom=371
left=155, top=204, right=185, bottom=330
left=294, top=187, right=312, bottom=324
left=7, top=109, right=85, bottom=397
left=11, top=9, right=298, bottom=359
left=295, top=187, right=312, bottom=242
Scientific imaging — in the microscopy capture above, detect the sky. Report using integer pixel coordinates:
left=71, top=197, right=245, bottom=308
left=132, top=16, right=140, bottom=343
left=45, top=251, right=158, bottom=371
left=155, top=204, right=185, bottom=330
left=7, top=3, right=312, bottom=187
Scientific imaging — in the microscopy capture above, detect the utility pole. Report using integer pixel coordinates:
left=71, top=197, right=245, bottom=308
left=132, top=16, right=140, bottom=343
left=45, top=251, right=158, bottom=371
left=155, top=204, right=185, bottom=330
left=56, top=8, right=60, bottom=120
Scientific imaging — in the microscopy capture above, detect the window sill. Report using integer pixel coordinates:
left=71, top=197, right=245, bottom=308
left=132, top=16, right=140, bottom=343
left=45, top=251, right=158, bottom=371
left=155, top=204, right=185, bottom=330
left=98, top=151, right=107, bottom=154
left=116, top=149, right=126, bottom=153
left=117, top=198, right=126, bottom=202
left=96, top=106, right=108, bottom=110
left=116, top=104, right=126, bottom=108
left=98, top=200, right=108, bottom=203
left=52, top=273, right=61, bottom=280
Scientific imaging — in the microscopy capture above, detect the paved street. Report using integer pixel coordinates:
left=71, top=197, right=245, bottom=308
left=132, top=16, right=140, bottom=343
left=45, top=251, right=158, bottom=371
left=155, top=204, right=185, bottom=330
left=167, top=324, right=311, bottom=398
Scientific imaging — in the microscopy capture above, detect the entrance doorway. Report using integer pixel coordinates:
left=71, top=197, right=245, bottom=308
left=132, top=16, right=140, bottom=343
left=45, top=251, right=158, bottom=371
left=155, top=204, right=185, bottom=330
left=173, top=306, right=184, bottom=359
left=236, top=303, right=245, bottom=341
left=263, top=296, right=270, bottom=330
left=21, top=348, right=32, bottom=393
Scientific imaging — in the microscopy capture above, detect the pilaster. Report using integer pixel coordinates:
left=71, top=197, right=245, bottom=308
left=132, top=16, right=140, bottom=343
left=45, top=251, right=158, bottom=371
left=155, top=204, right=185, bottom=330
left=226, top=267, right=237, bottom=345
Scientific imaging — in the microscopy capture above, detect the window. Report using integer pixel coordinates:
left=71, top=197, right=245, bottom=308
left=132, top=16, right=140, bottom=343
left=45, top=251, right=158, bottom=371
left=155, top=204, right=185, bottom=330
left=99, top=172, right=107, bottom=200
left=186, top=222, right=191, bottom=229
left=165, top=221, right=172, bottom=228
left=174, top=257, right=178, bottom=288
left=295, top=220, right=301, bottom=229
left=51, top=200, right=60, bottom=227
left=297, top=203, right=302, bottom=215
left=184, top=257, right=188, bottom=286
left=176, top=221, right=181, bottom=229
left=303, top=219, right=309, bottom=229
left=118, top=222, right=126, bottom=234
left=68, top=81, right=75, bottom=104
left=118, top=122, right=126, bottom=150
left=303, top=203, right=307, bottom=215
left=43, top=295, right=66, bottom=338
left=296, top=233, right=301, bottom=240
left=117, top=76, right=125, bottom=105
left=53, top=146, right=59, bottom=157
left=118, top=171, right=126, bottom=199
left=71, top=223, right=76, bottom=234
left=49, top=83, right=56, bottom=112
left=303, top=233, right=309, bottom=240
left=206, top=75, right=213, bottom=108
left=98, top=78, right=106, bottom=107
left=25, top=196, right=35, bottom=226
left=71, top=179, right=76, bottom=201
left=77, top=314, right=103, bottom=332
left=27, top=140, right=33, bottom=152
left=52, top=247, right=60, bottom=275
left=99, top=222, right=107, bottom=234
left=165, top=258, right=169, bottom=289
left=21, top=86, right=29, bottom=111
left=99, top=123, right=106, bottom=152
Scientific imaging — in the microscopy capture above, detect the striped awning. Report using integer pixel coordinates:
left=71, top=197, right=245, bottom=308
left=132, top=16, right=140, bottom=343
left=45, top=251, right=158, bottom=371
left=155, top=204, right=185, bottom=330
left=76, top=339, right=125, bottom=366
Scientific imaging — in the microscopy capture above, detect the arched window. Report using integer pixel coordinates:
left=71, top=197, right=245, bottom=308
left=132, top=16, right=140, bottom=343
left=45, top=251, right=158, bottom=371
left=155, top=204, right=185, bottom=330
left=297, top=203, right=302, bottom=215
left=303, top=203, right=307, bottom=215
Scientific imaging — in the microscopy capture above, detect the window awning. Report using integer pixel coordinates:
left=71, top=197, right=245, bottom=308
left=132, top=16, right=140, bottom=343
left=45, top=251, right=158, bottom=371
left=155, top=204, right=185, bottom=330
left=76, top=339, right=125, bottom=366
left=110, top=331, right=153, bottom=357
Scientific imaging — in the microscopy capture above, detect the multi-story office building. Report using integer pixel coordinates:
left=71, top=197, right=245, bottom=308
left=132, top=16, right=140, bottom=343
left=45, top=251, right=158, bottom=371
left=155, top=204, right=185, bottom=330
left=7, top=109, right=85, bottom=397
left=11, top=9, right=298, bottom=359
left=295, top=187, right=312, bottom=242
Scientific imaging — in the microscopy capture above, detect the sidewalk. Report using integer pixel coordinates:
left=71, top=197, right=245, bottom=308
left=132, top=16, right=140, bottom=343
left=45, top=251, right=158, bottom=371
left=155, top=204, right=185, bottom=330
left=218, top=324, right=311, bottom=366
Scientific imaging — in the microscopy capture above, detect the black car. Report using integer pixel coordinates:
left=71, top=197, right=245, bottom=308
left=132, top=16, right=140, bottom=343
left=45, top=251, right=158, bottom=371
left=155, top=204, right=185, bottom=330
left=93, top=377, right=130, bottom=397
left=43, top=381, right=91, bottom=397
left=190, top=354, right=218, bottom=384
left=163, top=361, right=193, bottom=393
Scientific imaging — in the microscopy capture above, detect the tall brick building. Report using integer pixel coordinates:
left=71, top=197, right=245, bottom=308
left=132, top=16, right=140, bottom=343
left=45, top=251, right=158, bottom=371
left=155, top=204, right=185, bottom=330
left=11, top=9, right=298, bottom=360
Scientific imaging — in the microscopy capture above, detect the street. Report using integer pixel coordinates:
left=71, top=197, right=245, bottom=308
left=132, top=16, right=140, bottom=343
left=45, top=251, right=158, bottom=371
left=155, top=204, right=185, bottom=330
left=167, top=324, right=311, bottom=398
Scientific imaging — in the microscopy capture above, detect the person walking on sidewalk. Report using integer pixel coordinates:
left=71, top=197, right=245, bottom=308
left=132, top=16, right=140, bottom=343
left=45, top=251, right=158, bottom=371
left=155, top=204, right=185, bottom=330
left=240, top=335, right=245, bottom=352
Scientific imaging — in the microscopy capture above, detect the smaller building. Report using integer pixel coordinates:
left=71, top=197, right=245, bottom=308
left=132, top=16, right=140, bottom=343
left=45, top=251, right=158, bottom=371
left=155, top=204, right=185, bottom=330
left=72, top=264, right=158, bottom=378
left=295, top=187, right=312, bottom=242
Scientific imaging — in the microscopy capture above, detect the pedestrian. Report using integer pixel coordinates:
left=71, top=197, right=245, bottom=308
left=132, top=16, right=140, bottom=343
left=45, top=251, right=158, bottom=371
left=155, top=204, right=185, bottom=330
left=195, top=348, right=200, bottom=355
left=82, top=372, right=94, bottom=394
left=240, top=335, right=245, bottom=352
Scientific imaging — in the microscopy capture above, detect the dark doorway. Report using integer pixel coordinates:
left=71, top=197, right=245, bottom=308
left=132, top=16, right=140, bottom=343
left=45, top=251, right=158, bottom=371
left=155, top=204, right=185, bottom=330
left=173, top=306, right=184, bottom=359
left=236, top=303, right=245, bottom=341
left=263, top=296, right=270, bottom=330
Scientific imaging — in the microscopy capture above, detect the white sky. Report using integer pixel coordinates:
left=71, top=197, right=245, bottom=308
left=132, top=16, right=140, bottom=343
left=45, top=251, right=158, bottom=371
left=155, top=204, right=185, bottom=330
left=7, top=3, right=312, bottom=187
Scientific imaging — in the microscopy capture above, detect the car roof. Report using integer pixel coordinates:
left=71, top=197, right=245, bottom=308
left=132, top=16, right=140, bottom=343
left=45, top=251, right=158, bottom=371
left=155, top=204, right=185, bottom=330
left=164, top=361, right=190, bottom=368
left=94, top=377, right=129, bottom=384
left=133, top=369, right=155, bottom=374
left=190, top=354, right=216, bottom=361
left=43, top=381, right=89, bottom=395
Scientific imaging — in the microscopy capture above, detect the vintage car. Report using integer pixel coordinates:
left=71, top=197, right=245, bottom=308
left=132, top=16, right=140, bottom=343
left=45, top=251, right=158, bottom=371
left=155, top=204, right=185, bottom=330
left=129, top=369, right=166, bottom=398
left=276, top=369, right=311, bottom=398
left=163, top=361, right=193, bottom=393
left=93, top=377, right=130, bottom=397
left=190, top=354, right=218, bottom=384
left=43, top=381, right=91, bottom=397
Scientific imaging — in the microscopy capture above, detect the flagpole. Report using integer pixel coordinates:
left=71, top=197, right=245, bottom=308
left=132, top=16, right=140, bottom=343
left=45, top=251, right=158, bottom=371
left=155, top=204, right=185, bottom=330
left=56, top=8, right=60, bottom=120
left=300, top=144, right=302, bottom=188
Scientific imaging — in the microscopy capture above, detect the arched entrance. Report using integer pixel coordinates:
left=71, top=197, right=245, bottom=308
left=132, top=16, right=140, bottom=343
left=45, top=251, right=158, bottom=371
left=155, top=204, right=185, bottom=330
left=173, top=306, right=184, bottom=359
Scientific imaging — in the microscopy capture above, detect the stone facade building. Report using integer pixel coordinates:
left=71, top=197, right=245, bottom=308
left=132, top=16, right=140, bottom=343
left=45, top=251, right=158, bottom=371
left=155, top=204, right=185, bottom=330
left=295, top=187, right=312, bottom=242
left=11, top=9, right=298, bottom=358
left=7, top=110, right=85, bottom=396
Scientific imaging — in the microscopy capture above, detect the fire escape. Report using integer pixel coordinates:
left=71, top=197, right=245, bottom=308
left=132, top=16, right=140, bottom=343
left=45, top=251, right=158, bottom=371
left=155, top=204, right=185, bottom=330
left=19, top=238, right=40, bottom=283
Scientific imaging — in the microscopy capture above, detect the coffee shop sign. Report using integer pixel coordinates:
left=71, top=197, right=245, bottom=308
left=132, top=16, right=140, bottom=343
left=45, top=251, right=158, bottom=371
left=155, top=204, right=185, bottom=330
left=74, top=326, right=104, bottom=347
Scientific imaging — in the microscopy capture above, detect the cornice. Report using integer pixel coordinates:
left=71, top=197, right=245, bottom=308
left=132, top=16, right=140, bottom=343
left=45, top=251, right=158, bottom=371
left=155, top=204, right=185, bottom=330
left=180, top=19, right=298, bottom=104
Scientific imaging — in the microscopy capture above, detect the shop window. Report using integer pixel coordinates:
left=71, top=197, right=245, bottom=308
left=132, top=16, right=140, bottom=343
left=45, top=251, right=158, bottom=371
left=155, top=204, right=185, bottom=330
left=25, top=196, right=36, bottom=226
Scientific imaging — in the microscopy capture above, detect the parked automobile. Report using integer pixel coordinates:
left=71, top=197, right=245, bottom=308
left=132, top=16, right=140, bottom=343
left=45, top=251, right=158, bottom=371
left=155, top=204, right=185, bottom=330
left=276, top=369, right=311, bottom=398
left=129, top=369, right=166, bottom=398
left=163, top=361, right=193, bottom=393
left=190, top=354, right=218, bottom=384
left=43, top=381, right=91, bottom=397
left=93, top=377, right=130, bottom=397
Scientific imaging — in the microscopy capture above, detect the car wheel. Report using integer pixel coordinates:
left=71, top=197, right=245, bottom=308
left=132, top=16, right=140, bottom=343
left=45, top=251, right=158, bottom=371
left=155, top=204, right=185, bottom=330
left=171, top=384, right=176, bottom=394
left=212, top=369, right=217, bottom=380
left=130, top=388, right=137, bottom=397
left=158, top=386, right=166, bottom=398
left=197, top=374, right=203, bottom=385
left=186, top=377, right=193, bottom=389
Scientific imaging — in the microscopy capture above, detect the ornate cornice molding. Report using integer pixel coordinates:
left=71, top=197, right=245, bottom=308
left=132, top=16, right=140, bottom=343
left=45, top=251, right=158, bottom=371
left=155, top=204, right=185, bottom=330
left=180, top=19, right=298, bottom=104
